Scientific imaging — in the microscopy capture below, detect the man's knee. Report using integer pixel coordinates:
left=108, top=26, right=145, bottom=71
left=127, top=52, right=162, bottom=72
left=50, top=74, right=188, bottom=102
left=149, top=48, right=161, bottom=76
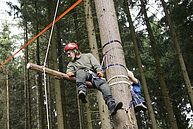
left=76, top=69, right=86, bottom=76
left=99, top=83, right=112, bottom=95
left=76, top=69, right=87, bottom=84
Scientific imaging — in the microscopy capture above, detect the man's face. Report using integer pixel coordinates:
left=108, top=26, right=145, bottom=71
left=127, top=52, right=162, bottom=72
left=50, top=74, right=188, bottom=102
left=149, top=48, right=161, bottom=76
left=66, top=50, right=75, bottom=61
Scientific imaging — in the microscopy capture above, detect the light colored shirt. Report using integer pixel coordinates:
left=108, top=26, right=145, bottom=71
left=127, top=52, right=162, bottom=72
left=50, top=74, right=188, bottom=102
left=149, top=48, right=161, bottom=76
left=66, top=53, right=101, bottom=74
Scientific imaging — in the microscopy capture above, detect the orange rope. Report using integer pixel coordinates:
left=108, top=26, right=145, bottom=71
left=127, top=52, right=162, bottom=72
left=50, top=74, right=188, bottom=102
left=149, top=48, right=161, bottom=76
left=0, top=0, right=82, bottom=68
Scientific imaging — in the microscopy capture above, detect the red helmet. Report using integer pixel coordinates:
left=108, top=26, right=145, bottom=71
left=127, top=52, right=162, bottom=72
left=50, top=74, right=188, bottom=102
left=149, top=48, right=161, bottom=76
left=64, top=42, right=78, bottom=52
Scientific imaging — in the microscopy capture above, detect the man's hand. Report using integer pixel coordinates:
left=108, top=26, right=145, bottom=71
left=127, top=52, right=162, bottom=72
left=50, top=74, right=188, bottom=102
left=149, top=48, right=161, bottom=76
left=97, top=71, right=104, bottom=78
left=66, top=72, right=74, bottom=77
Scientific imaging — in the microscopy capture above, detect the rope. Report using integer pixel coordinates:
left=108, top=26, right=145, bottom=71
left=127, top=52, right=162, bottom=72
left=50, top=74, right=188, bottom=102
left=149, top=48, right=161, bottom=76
left=0, top=0, right=82, bottom=68
left=121, top=100, right=135, bottom=128
left=107, top=75, right=130, bottom=83
left=125, top=108, right=135, bottom=128
left=43, top=0, right=60, bottom=128
left=109, top=81, right=130, bottom=87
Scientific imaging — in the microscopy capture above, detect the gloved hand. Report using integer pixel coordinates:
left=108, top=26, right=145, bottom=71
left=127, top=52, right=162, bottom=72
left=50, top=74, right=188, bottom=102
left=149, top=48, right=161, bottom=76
left=97, top=71, right=104, bottom=78
left=67, top=72, right=75, bottom=77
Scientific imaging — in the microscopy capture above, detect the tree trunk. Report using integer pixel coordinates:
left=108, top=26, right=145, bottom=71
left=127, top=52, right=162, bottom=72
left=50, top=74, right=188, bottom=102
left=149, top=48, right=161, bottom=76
left=0, top=69, right=7, bottom=128
left=34, top=1, right=44, bottom=128
left=124, top=0, right=158, bottom=128
left=160, top=0, right=193, bottom=109
left=24, top=19, right=31, bottom=129
left=47, top=0, right=65, bottom=129
left=84, top=0, right=111, bottom=128
left=70, top=2, right=85, bottom=128
left=140, top=0, right=178, bottom=129
left=56, top=21, right=67, bottom=129
left=6, top=70, right=9, bottom=129
left=84, top=103, right=92, bottom=129
left=94, top=0, right=138, bottom=128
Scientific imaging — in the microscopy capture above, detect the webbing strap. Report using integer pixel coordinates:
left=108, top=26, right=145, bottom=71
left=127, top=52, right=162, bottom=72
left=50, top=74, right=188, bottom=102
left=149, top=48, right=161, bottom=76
left=102, top=40, right=121, bottom=49
left=102, top=63, right=127, bottom=72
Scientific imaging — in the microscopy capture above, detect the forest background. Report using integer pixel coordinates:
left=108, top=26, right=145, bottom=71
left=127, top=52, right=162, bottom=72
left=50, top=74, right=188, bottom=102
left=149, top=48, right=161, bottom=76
left=0, top=0, right=192, bottom=129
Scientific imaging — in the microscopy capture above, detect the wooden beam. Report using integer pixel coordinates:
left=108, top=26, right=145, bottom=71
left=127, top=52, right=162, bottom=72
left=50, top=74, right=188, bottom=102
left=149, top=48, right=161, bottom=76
left=27, top=62, right=92, bottom=88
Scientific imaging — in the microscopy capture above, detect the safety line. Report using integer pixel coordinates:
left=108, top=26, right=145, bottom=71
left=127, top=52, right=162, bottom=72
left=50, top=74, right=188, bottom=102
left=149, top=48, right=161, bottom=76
left=0, top=0, right=82, bottom=68
left=43, top=0, right=60, bottom=128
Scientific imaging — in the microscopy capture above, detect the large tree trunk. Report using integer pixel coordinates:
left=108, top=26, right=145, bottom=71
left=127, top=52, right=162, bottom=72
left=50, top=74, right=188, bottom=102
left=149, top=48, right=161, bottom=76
left=123, top=0, right=158, bottom=128
left=84, top=0, right=111, bottom=128
left=160, top=0, right=193, bottom=109
left=140, top=0, right=178, bottom=129
left=47, top=0, right=65, bottom=129
left=94, top=0, right=138, bottom=128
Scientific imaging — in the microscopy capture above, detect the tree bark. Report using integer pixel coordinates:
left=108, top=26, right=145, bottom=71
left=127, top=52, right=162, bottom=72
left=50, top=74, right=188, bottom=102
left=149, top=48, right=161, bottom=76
left=140, top=0, right=178, bottom=128
left=47, top=0, right=64, bottom=128
left=124, top=0, right=158, bottom=128
left=6, top=70, right=9, bottom=129
left=94, top=0, right=138, bottom=128
left=34, top=1, right=44, bottom=128
left=56, top=20, right=67, bottom=129
left=23, top=19, right=31, bottom=129
left=84, top=0, right=111, bottom=128
left=160, top=0, right=193, bottom=109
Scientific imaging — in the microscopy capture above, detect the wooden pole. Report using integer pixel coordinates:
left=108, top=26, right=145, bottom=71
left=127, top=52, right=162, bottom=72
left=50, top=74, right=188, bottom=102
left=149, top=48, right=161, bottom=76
left=26, top=62, right=92, bottom=88
left=94, top=0, right=137, bottom=128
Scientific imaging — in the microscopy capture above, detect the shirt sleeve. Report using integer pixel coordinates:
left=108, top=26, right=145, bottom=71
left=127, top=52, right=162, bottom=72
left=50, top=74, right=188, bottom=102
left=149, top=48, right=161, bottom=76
left=132, top=80, right=141, bottom=93
left=88, top=53, right=101, bottom=72
left=66, top=63, right=75, bottom=74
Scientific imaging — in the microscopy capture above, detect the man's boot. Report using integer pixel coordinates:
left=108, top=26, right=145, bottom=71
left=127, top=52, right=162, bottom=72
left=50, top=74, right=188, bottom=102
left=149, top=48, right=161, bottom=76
left=109, top=101, right=123, bottom=116
left=134, top=102, right=147, bottom=112
left=78, top=90, right=87, bottom=103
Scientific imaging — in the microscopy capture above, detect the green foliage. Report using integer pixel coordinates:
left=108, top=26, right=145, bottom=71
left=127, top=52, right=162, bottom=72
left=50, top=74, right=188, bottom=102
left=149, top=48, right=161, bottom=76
left=0, top=21, right=12, bottom=61
left=0, top=20, right=25, bottom=129
left=1, top=0, right=192, bottom=128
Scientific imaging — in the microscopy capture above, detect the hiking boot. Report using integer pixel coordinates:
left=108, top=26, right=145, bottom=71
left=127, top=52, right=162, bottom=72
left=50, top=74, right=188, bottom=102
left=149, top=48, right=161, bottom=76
left=78, top=91, right=87, bottom=103
left=134, top=103, right=147, bottom=113
left=110, top=102, right=123, bottom=116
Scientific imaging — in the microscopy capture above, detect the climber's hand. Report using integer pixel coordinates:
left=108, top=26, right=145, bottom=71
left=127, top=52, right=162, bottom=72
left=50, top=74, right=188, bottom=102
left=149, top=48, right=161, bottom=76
left=97, top=71, right=104, bottom=78
left=67, top=72, right=75, bottom=77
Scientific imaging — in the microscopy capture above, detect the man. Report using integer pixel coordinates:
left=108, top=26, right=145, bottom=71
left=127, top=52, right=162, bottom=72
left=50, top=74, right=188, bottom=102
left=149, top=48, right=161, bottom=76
left=127, top=70, right=147, bottom=112
left=65, top=42, right=123, bottom=115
